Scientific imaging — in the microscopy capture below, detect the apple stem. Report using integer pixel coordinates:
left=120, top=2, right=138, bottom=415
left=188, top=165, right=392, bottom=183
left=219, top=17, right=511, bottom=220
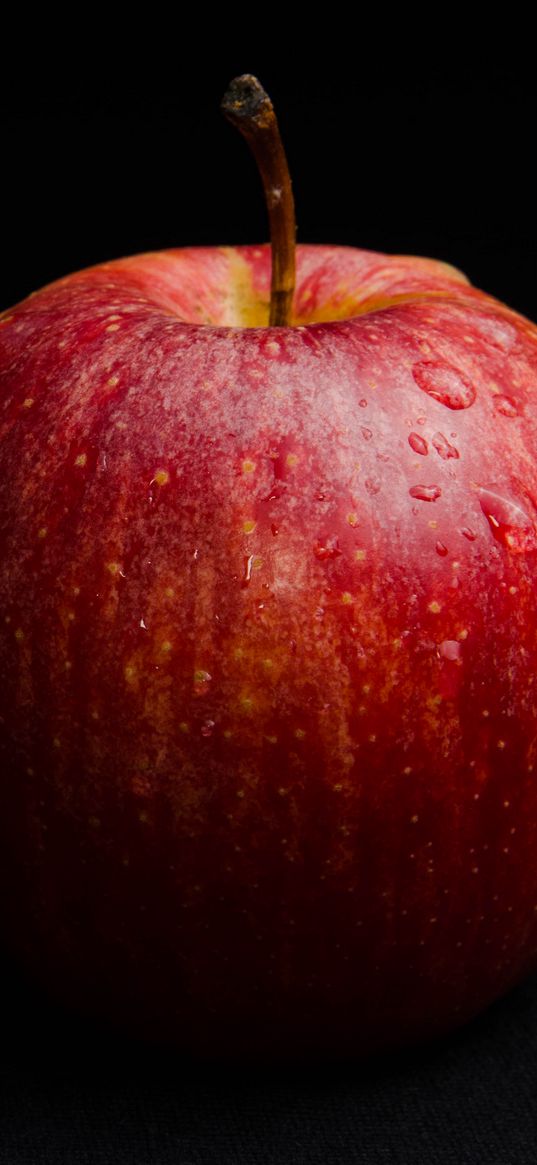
left=221, top=75, right=296, bottom=327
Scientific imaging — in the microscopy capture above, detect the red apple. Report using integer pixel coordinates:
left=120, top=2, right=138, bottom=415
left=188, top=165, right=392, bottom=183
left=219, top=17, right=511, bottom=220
left=1, top=238, right=537, bottom=1061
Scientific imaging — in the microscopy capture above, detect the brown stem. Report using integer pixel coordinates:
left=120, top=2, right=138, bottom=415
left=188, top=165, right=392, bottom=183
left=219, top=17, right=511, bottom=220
left=221, top=74, right=296, bottom=327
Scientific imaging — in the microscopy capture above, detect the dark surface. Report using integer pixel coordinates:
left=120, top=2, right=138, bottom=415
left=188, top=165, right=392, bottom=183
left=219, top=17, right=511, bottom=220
left=1, top=57, right=536, bottom=1164
left=0, top=958, right=536, bottom=1164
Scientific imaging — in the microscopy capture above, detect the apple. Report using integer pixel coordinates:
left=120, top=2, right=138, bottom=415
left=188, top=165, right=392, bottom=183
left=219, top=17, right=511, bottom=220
left=1, top=78, right=537, bottom=1063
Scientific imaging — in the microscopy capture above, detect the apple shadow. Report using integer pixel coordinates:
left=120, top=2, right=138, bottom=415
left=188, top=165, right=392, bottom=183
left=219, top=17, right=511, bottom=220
left=1, top=944, right=536, bottom=1084
left=1, top=941, right=536, bottom=1165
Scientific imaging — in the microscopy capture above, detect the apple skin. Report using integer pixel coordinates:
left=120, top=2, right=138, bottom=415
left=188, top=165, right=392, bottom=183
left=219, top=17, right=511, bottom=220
left=1, top=243, right=537, bottom=1062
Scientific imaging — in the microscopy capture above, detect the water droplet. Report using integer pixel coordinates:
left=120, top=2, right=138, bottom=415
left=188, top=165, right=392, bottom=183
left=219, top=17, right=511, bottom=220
left=409, top=432, right=429, bottom=455
left=242, top=554, right=254, bottom=587
left=436, top=541, right=448, bottom=556
left=358, top=398, right=368, bottom=408
left=409, top=484, right=442, bottom=502
left=314, top=606, right=325, bottom=620
left=478, top=486, right=537, bottom=552
left=194, top=670, right=212, bottom=695
left=365, top=477, right=381, bottom=496
left=432, top=432, right=460, bottom=460
left=271, top=523, right=278, bottom=536
left=361, top=427, right=373, bottom=441
left=201, top=720, right=215, bottom=737
left=461, top=527, right=477, bottom=541
left=413, top=361, right=476, bottom=410
left=439, top=640, right=462, bottom=662
left=494, top=395, right=519, bottom=418
left=314, top=538, right=342, bottom=561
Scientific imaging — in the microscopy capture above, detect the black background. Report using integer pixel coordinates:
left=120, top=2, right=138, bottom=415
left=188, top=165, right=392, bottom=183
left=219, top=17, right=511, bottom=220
left=1, top=53, right=537, bottom=1163
left=1, top=61, right=536, bottom=324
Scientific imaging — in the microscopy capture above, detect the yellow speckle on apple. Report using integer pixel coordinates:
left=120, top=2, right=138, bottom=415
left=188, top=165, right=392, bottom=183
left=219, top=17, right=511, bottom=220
left=153, top=469, right=169, bottom=486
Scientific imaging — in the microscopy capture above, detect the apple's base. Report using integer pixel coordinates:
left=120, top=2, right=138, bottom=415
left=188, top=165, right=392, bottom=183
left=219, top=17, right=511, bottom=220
left=6, top=939, right=531, bottom=1067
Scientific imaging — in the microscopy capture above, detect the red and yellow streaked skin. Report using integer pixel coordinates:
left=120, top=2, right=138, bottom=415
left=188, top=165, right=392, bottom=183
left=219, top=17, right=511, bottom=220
left=1, top=243, right=537, bottom=1060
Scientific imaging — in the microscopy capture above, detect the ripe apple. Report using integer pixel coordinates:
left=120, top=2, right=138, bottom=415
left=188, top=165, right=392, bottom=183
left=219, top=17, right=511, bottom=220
left=1, top=79, right=537, bottom=1062
left=1, top=240, right=537, bottom=1060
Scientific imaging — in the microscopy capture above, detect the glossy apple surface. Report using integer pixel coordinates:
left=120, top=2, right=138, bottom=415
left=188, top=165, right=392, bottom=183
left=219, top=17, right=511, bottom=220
left=1, top=243, right=537, bottom=1060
